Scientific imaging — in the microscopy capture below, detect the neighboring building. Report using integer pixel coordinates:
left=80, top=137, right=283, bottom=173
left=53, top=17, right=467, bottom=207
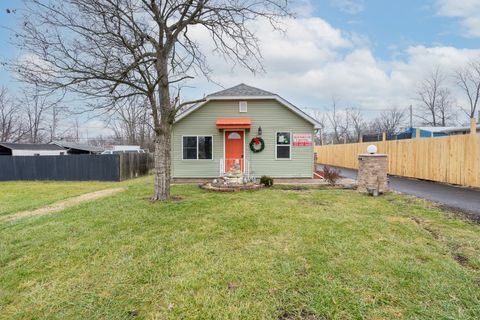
left=102, top=145, right=146, bottom=154
left=401, top=125, right=480, bottom=138
left=0, top=143, right=66, bottom=156
left=172, top=84, right=321, bottom=179
left=52, top=141, right=104, bottom=154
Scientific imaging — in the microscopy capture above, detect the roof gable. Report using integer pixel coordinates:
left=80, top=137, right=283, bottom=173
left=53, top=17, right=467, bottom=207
left=176, top=84, right=321, bottom=129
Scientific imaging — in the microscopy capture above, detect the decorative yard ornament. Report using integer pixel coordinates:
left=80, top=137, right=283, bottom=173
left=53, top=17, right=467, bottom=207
left=249, top=136, right=265, bottom=153
left=367, top=145, right=378, bottom=154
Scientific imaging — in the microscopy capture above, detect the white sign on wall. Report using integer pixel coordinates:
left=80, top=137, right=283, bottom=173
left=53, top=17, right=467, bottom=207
left=292, top=134, right=312, bottom=147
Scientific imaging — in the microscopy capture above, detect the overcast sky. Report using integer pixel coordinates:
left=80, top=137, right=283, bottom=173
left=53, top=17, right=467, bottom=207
left=1, top=0, right=480, bottom=136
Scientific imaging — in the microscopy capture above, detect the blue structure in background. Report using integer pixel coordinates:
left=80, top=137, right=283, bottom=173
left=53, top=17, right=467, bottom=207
left=362, top=124, right=478, bottom=142
left=401, top=127, right=449, bottom=138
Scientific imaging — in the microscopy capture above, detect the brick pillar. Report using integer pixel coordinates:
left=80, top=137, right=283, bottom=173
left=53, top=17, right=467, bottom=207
left=357, top=154, right=388, bottom=194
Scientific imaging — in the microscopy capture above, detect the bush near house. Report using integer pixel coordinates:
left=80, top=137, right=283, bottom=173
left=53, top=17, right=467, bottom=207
left=0, top=177, right=479, bottom=319
left=260, top=175, right=274, bottom=187
left=322, top=165, right=342, bottom=185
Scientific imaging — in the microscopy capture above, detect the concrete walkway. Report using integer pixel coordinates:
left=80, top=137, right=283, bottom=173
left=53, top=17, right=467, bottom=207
left=317, top=164, right=480, bottom=220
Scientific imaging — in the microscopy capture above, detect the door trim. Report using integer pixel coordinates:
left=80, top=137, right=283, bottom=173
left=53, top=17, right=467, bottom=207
left=223, top=129, right=246, bottom=173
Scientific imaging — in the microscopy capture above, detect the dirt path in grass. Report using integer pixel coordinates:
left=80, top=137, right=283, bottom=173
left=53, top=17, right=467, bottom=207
left=1, top=188, right=125, bottom=222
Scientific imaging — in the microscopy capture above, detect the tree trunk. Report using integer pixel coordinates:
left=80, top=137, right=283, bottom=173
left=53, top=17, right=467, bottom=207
left=152, top=118, right=172, bottom=201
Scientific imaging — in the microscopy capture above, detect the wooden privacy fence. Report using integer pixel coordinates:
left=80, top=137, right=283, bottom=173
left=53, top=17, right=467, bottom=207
left=315, top=130, right=480, bottom=188
left=119, top=153, right=154, bottom=180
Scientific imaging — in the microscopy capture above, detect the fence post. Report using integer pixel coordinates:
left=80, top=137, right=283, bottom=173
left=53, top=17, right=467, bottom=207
left=470, top=118, right=478, bottom=186
left=414, top=128, right=421, bottom=179
left=118, top=154, right=123, bottom=181
left=471, top=117, right=477, bottom=135
left=381, top=132, right=386, bottom=154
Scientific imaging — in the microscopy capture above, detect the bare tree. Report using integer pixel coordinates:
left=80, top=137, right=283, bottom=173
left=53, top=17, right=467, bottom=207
left=370, top=107, right=407, bottom=136
left=327, top=98, right=351, bottom=144
left=348, top=108, right=367, bottom=142
left=436, top=88, right=456, bottom=126
left=310, top=109, right=327, bottom=145
left=21, top=86, right=63, bottom=143
left=110, top=96, right=154, bottom=149
left=417, top=67, right=445, bottom=126
left=0, top=87, right=24, bottom=142
left=14, top=0, right=290, bottom=200
left=455, top=59, right=480, bottom=121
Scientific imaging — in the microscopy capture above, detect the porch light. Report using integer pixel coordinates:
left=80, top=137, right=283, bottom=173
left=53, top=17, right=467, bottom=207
left=257, top=126, right=262, bottom=136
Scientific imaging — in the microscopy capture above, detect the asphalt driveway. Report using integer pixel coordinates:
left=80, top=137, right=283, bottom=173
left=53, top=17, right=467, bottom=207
left=316, top=164, right=480, bottom=221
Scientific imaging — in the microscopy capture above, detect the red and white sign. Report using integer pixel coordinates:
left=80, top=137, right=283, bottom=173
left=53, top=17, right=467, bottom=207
left=293, top=133, right=312, bottom=147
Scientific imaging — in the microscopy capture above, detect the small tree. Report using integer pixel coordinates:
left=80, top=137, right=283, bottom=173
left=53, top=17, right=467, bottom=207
left=349, top=108, right=367, bottom=142
left=455, top=59, right=480, bottom=121
left=416, top=66, right=450, bottom=127
left=322, top=165, right=341, bottom=186
left=21, top=86, right=64, bottom=143
left=327, top=98, right=351, bottom=144
left=13, top=0, right=291, bottom=201
left=0, top=87, right=24, bottom=142
left=370, top=107, right=407, bottom=136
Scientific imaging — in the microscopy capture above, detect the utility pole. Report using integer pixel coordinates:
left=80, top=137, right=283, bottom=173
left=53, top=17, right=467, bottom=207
left=409, top=104, right=413, bottom=128
left=51, top=104, right=56, bottom=141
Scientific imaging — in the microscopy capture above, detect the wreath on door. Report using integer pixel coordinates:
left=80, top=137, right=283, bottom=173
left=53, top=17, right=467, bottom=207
left=249, top=137, right=265, bottom=153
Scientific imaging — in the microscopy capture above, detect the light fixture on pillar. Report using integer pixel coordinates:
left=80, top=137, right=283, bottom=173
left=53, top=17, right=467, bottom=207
left=367, top=145, right=377, bottom=154
left=257, top=126, right=262, bottom=136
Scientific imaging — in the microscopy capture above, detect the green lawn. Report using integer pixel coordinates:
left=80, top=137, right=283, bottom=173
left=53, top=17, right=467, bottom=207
left=0, top=180, right=116, bottom=216
left=0, top=177, right=479, bottom=319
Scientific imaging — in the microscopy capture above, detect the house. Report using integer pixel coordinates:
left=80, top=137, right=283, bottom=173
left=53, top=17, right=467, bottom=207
left=52, top=141, right=103, bottom=154
left=0, top=143, right=66, bottom=156
left=172, top=84, right=321, bottom=179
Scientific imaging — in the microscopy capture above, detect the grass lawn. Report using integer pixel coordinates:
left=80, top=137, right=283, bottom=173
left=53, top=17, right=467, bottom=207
left=0, top=177, right=479, bottom=319
left=0, top=180, right=117, bottom=216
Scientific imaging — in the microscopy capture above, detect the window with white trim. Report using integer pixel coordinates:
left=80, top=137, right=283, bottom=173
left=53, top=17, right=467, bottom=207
left=276, top=132, right=291, bottom=159
left=182, top=136, right=213, bottom=160
left=239, top=101, right=247, bottom=113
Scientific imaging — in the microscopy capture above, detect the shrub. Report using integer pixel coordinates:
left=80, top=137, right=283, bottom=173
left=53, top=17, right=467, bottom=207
left=322, top=165, right=341, bottom=185
left=260, top=176, right=274, bottom=187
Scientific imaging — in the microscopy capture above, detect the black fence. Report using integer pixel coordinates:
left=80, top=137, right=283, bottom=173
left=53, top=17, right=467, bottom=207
left=0, top=153, right=154, bottom=182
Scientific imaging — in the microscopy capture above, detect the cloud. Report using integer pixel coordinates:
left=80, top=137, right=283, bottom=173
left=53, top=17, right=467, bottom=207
left=186, top=15, right=480, bottom=119
left=330, top=0, right=365, bottom=15
left=437, top=0, right=480, bottom=37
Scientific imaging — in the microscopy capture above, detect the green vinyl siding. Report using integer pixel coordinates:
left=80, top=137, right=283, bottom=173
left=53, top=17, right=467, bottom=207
left=172, top=99, right=315, bottom=178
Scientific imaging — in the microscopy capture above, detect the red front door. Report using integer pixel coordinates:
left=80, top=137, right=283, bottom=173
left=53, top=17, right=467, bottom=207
left=225, top=130, right=244, bottom=172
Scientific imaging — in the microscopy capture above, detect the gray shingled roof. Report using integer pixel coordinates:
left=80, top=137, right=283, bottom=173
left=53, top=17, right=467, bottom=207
left=208, top=83, right=275, bottom=97
left=0, top=143, right=66, bottom=151
left=52, top=141, right=103, bottom=152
